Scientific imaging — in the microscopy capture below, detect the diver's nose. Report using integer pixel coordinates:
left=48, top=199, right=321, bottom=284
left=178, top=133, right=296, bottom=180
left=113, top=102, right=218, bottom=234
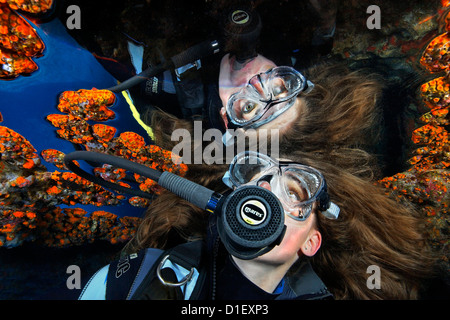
left=248, top=74, right=268, bottom=99
left=257, top=180, right=272, bottom=191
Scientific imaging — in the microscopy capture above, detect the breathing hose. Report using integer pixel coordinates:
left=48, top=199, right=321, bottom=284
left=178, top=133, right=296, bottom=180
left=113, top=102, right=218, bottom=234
left=106, top=40, right=220, bottom=93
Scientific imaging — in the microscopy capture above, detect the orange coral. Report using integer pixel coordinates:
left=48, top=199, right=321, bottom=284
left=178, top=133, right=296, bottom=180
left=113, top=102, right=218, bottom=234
left=420, top=76, right=450, bottom=109
left=0, top=48, right=37, bottom=79
left=46, top=89, right=188, bottom=198
left=1, top=88, right=188, bottom=248
left=0, top=125, right=40, bottom=169
left=1, top=0, right=53, bottom=14
left=57, top=89, right=116, bottom=121
left=33, top=207, right=141, bottom=247
left=115, top=132, right=146, bottom=155
left=420, top=32, right=450, bottom=73
left=0, top=4, right=44, bottom=56
left=41, top=149, right=80, bottom=170
left=380, top=9, right=450, bottom=268
left=92, top=124, right=117, bottom=143
left=128, top=196, right=150, bottom=208
left=0, top=2, right=45, bottom=79
left=0, top=124, right=141, bottom=248
left=46, top=114, right=93, bottom=145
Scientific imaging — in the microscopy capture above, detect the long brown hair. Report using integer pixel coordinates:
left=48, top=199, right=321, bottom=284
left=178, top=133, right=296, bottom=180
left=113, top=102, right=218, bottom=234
left=148, top=62, right=385, bottom=177
left=124, top=163, right=228, bottom=251
left=285, top=150, right=435, bottom=299
left=279, top=62, right=384, bottom=178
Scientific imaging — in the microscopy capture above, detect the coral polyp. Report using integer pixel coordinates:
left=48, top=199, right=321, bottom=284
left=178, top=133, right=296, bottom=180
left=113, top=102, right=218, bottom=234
left=420, top=32, right=450, bottom=73
left=421, top=76, right=450, bottom=109
left=0, top=48, right=38, bottom=78
left=0, top=126, right=40, bottom=170
left=0, top=4, right=44, bottom=57
left=0, top=124, right=134, bottom=247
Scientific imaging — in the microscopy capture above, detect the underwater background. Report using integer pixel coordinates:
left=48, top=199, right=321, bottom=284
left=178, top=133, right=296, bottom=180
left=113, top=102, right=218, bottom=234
left=0, top=0, right=449, bottom=299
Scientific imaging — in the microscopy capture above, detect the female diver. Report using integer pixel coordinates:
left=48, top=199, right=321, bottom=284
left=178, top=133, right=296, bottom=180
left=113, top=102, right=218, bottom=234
left=80, top=151, right=341, bottom=300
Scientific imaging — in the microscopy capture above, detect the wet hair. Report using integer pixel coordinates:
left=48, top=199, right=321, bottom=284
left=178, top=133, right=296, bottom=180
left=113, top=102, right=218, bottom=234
left=279, top=62, right=384, bottom=179
left=124, top=163, right=228, bottom=250
left=283, top=150, right=435, bottom=299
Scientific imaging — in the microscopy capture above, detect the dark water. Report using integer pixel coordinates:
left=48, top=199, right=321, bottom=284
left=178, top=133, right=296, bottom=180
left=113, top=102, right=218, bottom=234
left=0, top=241, right=123, bottom=300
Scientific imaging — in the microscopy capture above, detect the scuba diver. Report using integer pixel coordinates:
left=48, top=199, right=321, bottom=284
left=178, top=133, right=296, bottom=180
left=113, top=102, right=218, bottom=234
left=73, top=1, right=338, bottom=125
left=82, top=1, right=407, bottom=177
left=78, top=151, right=340, bottom=300
left=72, top=145, right=438, bottom=300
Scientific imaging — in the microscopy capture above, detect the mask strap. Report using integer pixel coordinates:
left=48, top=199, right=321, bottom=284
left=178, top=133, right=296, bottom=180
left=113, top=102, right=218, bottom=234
left=303, top=80, right=315, bottom=94
left=316, top=180, right=340, bottom=219
left=323, top=202, right=340, bottom=219
left=222, top=171, right=234, bottom=188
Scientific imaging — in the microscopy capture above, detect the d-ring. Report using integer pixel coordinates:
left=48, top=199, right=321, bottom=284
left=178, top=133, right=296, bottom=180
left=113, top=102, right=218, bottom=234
left=156, top=255, right=195, bottom=287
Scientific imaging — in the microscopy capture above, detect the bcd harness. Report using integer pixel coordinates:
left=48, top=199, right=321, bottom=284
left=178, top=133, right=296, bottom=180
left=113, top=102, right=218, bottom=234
left=79, top=239, right=333, bottom=300
left=105, top=240, right=206, bottom=300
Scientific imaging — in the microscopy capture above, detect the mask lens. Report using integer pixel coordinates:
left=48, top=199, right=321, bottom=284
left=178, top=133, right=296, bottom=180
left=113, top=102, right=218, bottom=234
left=230, top=152, right=274, bottom=186
left=226, top=66, right=310, bottom=128
left=248, top=73, right=270, bottom=100
left=224, top=152, right=339, bottom=221
left=283, top=173, right=312, bottom=203
left=279, top=168, right=323, bottom=220
left=268, top=67, right=304, bottom=100
left=230, top=96, right=265, bottom=123
left=283, top=169, right=322, bottom=199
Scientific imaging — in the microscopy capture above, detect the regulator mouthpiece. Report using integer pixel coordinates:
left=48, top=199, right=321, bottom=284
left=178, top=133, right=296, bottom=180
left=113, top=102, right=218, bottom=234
left=222, top=6, right=262, bottom=63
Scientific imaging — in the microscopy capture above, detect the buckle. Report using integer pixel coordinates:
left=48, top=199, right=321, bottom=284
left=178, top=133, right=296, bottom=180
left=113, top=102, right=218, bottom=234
left=156, top=255, right=195, bottom=287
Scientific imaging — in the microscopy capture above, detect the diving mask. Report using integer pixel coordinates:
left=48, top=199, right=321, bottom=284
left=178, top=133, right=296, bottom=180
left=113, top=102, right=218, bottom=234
left=226, top=66, right=314, bottom=129
left=223, top=151, right=340, bottom=221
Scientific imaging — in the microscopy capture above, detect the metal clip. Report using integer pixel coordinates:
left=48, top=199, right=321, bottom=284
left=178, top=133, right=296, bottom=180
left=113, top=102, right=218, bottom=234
left=156, top=255, right=195, bottom=287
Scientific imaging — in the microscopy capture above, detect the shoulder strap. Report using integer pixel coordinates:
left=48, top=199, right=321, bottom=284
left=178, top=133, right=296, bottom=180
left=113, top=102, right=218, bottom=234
left=105, top=248, right=164, bottom=300
left=130, top=240, right=206, bottom=300
left=164, top=239, right=204, bottom=270
left=105, top=241, right=206, bottom=300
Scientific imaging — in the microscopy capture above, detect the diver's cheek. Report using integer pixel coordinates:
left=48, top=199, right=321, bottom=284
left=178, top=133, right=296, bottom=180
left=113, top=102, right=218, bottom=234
left=220, top=106, right=228, bottom=128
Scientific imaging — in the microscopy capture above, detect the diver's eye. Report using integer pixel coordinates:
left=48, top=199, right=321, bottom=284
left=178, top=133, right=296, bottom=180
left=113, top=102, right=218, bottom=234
left=286, top=181, right=308, bottom=203
left=288, top=189, right=301, bottom=201
left=242, top=101, right=257, bottom=114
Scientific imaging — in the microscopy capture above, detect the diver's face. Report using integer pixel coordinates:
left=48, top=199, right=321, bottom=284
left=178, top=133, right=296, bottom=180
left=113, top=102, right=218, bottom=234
left=252, top=178, right=321, bottom=265
left=219, top=54, right=277, bottom=107
left=218, top=54, right=303, bottom=131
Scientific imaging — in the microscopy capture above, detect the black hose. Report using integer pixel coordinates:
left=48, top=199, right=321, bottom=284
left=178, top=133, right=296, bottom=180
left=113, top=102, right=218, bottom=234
left=64, top=151, right=162, bottom=199
left=107, top=62, right=170, bottom=93
left=106, top=40, right=220, bottom=93
left=64, top=151, right=215, bottom=208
